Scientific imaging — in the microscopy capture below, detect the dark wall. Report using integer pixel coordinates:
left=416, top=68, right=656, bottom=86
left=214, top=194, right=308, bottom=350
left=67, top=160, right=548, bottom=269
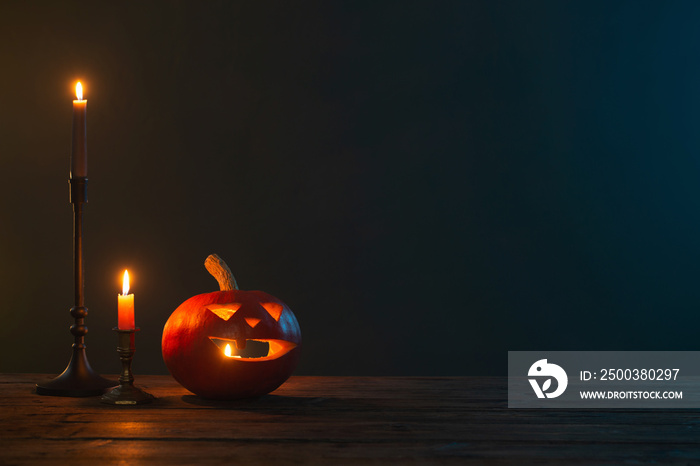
left=1, top=1, right=700, bottom=376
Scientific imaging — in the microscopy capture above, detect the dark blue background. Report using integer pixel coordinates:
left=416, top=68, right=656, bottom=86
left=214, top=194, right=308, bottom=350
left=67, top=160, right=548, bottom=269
left=1, top=1, right=699, bottom=376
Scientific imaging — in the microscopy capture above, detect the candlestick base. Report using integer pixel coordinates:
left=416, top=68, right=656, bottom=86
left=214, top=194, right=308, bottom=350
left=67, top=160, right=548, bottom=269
left=37, top=305, right=117, bottom=397
left=36, top=346, right=117, bottom=397
left=100, top=383, right=154, bottom=405
left=100, top=328, right=154, bottom=405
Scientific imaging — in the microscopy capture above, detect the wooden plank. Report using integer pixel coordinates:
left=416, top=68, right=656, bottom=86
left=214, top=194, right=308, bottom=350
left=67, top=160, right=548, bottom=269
left=2, top=439, right=700, bottom=465
left=0, top=374, right=699, bottom=464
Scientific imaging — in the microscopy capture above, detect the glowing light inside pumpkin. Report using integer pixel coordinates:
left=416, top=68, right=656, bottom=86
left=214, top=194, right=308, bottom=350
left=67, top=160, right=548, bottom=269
left=210, top=337, right=295, bottom=361
left=76, top=82, right=83, bottom=101
left=122, top=270, right=130, bottom=295
left=224, top=343, right=241, bottom=358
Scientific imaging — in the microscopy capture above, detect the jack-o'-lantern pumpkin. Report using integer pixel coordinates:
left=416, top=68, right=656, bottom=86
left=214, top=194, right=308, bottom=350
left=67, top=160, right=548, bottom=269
left=162, top=254, right=301, bottom=399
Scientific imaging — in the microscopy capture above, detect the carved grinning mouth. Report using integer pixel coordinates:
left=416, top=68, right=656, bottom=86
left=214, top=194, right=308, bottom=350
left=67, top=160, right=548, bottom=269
left=209, top=337, right=297, bottom=361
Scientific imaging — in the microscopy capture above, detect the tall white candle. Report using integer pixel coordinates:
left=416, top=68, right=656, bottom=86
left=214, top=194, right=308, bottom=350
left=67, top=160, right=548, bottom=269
left=71, top=82, right=87, bottom=178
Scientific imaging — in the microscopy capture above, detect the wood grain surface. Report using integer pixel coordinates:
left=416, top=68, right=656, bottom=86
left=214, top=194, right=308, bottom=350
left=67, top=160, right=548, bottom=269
left=1, top=374, right=698, bottom=464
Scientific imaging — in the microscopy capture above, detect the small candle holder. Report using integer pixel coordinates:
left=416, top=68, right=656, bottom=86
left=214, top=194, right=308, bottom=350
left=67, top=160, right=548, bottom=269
left=100, top=328, right=154, bottom=405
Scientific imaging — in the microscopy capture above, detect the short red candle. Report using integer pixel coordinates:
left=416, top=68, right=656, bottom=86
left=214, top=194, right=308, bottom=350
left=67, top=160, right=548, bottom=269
left=118, top=270, right=135, bottom=330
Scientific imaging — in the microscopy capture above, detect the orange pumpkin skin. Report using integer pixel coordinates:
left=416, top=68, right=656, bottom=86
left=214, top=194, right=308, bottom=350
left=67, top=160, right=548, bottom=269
left=162, top=289, right=301, bottom=399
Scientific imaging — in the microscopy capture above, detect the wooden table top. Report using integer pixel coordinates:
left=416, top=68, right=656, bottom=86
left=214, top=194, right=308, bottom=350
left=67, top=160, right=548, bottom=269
left=1, top=374, right=698, bottom=464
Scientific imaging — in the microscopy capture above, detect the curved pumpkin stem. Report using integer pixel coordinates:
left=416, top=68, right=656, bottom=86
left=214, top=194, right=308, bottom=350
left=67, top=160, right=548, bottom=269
left=205, top=254, right=239, bottom=291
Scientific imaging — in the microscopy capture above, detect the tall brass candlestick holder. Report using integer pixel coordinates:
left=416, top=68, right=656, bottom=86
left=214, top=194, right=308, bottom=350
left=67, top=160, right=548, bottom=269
left=36, top=177, right=117, bottom=397
left=101, top=328, right=154, bottom=405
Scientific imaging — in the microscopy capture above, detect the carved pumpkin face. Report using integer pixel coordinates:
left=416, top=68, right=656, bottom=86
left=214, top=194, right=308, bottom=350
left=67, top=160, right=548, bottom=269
left=162, top=256, right=301, bottom=399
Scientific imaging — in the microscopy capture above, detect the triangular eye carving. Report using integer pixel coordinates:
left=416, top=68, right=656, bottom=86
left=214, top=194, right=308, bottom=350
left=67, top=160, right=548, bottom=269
left=207, top=303, right=242, bottom=321
left=261, top=302, right=283, bottom=322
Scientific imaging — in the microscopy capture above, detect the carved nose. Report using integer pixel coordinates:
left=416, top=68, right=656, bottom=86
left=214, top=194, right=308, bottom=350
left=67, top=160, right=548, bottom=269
left=244, top=317, right=261, bottom=328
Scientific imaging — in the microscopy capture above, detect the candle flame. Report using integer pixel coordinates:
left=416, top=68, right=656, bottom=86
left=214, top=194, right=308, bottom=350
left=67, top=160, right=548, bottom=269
left=224, top=343, right=232, bottom=357
left=76, top=82, right=83, bottom=101
left=122, top=270, right=130, bottom=295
